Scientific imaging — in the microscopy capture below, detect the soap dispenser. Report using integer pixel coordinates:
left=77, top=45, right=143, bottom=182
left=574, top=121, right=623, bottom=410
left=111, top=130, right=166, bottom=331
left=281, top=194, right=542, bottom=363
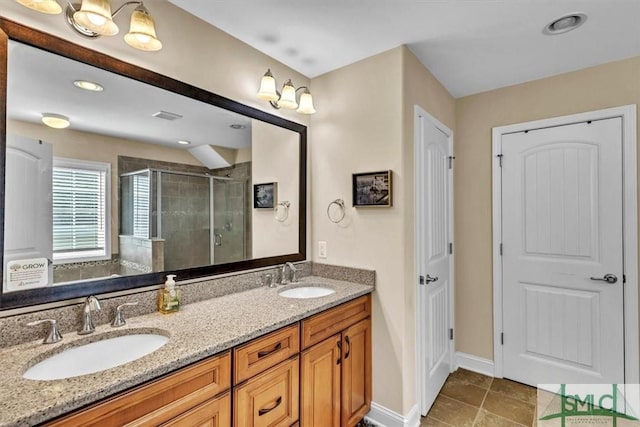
left=158, top=274, right=181, bottom=314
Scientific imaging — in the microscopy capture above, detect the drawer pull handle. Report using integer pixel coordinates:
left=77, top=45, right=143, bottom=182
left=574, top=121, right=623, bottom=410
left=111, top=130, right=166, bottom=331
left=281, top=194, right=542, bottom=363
left=345, top=336, right=351, bottom=359
left=337, top=341, right=342, bottom=365
left=258, top=396, right=282, bottom=416
left=257, top=342, right=282, bottom=358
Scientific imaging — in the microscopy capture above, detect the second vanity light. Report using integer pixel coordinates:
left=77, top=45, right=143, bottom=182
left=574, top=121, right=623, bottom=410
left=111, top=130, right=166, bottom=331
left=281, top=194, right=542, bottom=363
left=257, top=69, right=316, bottom=115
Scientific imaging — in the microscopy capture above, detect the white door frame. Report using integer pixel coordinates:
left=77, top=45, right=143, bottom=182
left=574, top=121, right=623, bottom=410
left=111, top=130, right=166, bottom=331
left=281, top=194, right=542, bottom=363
left=491, top=105, right=639, bottom=384
left=415, top=105, right=455, bottom=414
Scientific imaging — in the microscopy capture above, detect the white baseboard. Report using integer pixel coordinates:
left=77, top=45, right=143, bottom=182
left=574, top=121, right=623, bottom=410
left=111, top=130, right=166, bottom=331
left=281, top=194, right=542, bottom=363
left=365, top=402, right=420, bottom=427
left=455, top=352, right=495, bottom=377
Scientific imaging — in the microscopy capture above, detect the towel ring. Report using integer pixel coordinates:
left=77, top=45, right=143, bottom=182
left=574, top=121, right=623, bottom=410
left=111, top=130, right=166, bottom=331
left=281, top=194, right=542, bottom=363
left=327, top=199, right=346, bottom=223
left=275, top=201, right=290, bottom=222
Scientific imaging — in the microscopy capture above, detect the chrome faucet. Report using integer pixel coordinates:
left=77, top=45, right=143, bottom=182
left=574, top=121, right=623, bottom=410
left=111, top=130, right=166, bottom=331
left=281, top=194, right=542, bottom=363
left=280, top=262, right=299, bottom=285
left=27, top=318, right=63, bottom=344
left=79, top=296, right=101, bottom=335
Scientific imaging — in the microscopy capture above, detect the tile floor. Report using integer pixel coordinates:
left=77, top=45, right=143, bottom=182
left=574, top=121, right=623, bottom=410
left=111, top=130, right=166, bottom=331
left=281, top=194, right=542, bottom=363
left=422, top=369, right=537, bottom=426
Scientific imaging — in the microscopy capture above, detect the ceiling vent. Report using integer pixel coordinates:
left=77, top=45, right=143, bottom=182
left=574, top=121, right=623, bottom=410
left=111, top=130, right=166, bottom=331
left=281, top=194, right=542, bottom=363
left=152, top=110, right=183, bottom=121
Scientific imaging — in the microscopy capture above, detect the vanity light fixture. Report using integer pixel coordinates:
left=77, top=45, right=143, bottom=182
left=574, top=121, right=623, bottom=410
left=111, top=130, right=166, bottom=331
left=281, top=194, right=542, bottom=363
left=16, top=0, right=62, bottom=14
left=73, top=79, right=104, bottom=92
left=177, top=140, right=191, bottom=145
left=15, top=0, right=163, bottom=51
left=257, top=69, right=316, bottom=115
left=42, top=113, right=71, bottom=129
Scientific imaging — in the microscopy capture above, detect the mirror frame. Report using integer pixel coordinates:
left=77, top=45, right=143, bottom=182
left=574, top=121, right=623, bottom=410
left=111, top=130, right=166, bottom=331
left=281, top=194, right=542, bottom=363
left=0, top=18, right=307, bottom=310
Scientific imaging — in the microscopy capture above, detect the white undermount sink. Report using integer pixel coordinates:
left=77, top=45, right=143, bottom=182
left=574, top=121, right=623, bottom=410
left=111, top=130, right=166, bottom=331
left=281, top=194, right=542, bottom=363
left=23, top=333, right=169, bottom=381
left=278, top=285, right=335, bottom=299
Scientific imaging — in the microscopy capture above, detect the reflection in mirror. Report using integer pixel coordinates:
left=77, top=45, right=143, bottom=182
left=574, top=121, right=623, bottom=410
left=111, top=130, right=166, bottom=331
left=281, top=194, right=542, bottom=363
left=3, top=38, right=302, bottom=296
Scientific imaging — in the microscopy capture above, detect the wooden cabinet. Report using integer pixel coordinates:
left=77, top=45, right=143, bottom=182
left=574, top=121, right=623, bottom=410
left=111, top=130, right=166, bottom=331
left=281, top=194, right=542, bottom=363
left=301, top=296, right=372, bottom=427
left=46, top=351, right=231, bottom=427
left=234, top=324, right=300, bottom=384
left=159, top=393, right=230, bottom=427
left=301, top=334, right=341, bottom=427
left=340, top=319, right=372, bottom=427
left=234, top=357, right=300, bottom=427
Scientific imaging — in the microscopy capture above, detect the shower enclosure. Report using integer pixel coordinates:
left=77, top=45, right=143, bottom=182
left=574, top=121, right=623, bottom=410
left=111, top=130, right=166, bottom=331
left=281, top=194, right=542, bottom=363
left=120, top=168, right=247, bottom=271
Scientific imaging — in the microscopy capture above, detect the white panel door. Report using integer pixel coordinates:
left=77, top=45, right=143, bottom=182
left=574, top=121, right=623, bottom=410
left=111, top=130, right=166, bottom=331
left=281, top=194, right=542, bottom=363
left=501, top=118, right=624, bottom=385
left=417, top=114, right=453, bottom=413
left=4, top=135, right=53, bottom=291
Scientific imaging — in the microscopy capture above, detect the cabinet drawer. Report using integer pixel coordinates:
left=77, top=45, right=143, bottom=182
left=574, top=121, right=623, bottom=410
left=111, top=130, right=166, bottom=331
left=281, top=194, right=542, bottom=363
left=234, top=324, right=300, bottom=384
left=234, top=357, right=300, bottom=427
left=159, top=392, right=230, bottom=427
left=301, top=295, right=371, bottom=349
left=46, top=351, right=231, bottom=427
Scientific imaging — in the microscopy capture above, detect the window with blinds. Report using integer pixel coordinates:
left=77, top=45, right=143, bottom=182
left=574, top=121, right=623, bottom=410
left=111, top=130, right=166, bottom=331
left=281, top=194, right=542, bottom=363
left=132, top=173, right=150, bottom=238
left=52, top=158, right=111, bottom=262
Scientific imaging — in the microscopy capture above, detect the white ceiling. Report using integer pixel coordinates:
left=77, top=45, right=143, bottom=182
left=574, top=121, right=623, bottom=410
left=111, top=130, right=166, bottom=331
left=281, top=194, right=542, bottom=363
left=8, top=41, right=252, bottom=150
left=169, top=0, right=640, bottom=97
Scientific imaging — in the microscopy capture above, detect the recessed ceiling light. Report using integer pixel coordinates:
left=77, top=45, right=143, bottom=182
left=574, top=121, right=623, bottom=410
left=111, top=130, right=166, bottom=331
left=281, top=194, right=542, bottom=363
left=177, top=140, right=191, bottom=145
left=73, top=80, right=104, bottom=92
left=42, top=113, right=70, bottom=129
left=229, top=124, right=246, bottom=130
left=543, top=13, right=587, bottom=35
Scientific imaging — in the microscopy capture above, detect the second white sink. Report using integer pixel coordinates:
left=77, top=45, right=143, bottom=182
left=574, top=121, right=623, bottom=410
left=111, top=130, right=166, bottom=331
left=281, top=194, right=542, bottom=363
left=23, top=333, right=169, bottom=381
left=279, top=286, right=335, bottom=299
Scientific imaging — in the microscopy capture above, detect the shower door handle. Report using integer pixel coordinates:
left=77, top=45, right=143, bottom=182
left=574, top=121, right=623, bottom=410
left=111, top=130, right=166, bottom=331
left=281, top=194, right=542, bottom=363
left=214, top=233, right=223, bottom=246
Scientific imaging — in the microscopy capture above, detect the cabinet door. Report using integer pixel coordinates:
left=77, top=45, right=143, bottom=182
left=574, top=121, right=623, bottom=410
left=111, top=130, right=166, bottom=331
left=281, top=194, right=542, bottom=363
left=341, top=319, right=372, bottom=427
left=160, top=392, right=230, bottom=427
left=234, top=357, right=299, bottom=427
left=301, top=334, right=341, bottom=427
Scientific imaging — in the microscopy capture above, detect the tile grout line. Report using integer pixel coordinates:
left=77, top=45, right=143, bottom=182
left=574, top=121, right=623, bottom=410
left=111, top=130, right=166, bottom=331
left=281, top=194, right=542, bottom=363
left=471, top=377, right=492, bottom=426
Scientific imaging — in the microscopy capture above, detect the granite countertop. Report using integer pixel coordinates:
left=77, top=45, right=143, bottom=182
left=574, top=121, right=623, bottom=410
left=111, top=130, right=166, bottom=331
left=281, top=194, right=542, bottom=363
left=0, top=276, right=373, bottom=427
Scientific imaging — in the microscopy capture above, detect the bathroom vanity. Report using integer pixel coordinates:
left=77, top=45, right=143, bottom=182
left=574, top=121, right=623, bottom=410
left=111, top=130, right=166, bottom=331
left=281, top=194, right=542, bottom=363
left=0, top=278, right=372, bottom=427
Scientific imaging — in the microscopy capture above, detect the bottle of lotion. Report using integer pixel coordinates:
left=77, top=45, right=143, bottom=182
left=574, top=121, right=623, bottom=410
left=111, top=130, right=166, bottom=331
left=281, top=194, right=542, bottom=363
left=158, top=274, right=181, bottom=314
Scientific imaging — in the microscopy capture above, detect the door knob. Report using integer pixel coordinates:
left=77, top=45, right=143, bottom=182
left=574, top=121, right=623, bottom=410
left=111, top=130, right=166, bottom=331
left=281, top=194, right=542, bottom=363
left=590, top=274, right=618, bottom=284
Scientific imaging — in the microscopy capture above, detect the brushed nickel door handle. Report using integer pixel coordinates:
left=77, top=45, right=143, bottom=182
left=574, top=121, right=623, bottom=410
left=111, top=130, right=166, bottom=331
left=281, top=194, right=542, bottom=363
left=590, top=274, right=618, bottom=284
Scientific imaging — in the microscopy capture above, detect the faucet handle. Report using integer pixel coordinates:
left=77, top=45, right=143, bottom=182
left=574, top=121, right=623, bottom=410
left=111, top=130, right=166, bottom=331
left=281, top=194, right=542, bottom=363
left=27, top=318, right=63, bottom=344
left=112, top=302, right=139, bottom=327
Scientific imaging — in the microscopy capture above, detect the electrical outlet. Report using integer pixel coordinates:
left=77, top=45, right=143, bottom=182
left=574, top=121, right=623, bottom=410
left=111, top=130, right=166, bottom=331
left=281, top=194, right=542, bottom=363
left=318, top=241, right=327, bottom=258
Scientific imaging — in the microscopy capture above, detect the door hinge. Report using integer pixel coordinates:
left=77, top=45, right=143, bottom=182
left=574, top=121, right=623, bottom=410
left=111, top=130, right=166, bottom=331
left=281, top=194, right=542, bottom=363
left=419, top=275, right=425, bottom=285
left=499, top=243, right=503, bottom=256
left=624, top=274, right=627, bottom=284
left=449, top=242, right=453, bottom=254
left=448, top=156, right=456, bottom=169
left=497, top=154, right=503, bottom=167
left=501, top=333, right=504, bottom=345
left=449, top=328, right=454, bottom=340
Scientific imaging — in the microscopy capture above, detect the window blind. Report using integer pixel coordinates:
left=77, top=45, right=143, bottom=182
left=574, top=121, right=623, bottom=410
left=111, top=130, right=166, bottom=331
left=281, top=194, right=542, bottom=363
left=52, top=165, right=107, bottom=257
left=132, top=173, right=150, bottom=238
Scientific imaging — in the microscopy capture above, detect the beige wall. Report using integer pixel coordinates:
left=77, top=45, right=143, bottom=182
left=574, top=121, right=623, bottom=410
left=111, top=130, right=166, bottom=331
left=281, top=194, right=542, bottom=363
left=251, top=120, right=300, bottom=258
left=8, top=119, right=203, bottom=253
left=455, top=56, right=640, bottom=360
left=0, top=1, right=309, bottom=127
left=400, top=47, right=456, bottom=412
left=310, top=46, right=455, bottom=415
left=1, top=0, right=312, bottom=259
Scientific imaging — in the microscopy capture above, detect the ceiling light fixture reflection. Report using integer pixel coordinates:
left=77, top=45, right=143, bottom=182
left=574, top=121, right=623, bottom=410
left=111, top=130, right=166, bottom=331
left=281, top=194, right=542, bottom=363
left=15, top=0, right=162, bottom=51
left=73, top=80, right=104, bottom=92
left=229, top=124, right=246, bottom=130
left=177, top=140, right=191, bottom=145
left=42, top=113, right=71, bottom=129
left=543, top=13, right=587, bottom=35
left=256, top=69, right=316, bottom=115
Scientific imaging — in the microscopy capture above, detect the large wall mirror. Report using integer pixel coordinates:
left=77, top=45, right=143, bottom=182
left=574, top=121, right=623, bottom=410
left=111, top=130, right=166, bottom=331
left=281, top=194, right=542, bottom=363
left=0, top=19, right=307, bottom=310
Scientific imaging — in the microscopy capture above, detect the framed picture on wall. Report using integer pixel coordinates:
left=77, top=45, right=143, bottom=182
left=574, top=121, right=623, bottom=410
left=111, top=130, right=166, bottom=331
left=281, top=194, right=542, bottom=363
left=352, top=170, right=392, bottom=207
left=254, top=182, right=277, bottom=208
